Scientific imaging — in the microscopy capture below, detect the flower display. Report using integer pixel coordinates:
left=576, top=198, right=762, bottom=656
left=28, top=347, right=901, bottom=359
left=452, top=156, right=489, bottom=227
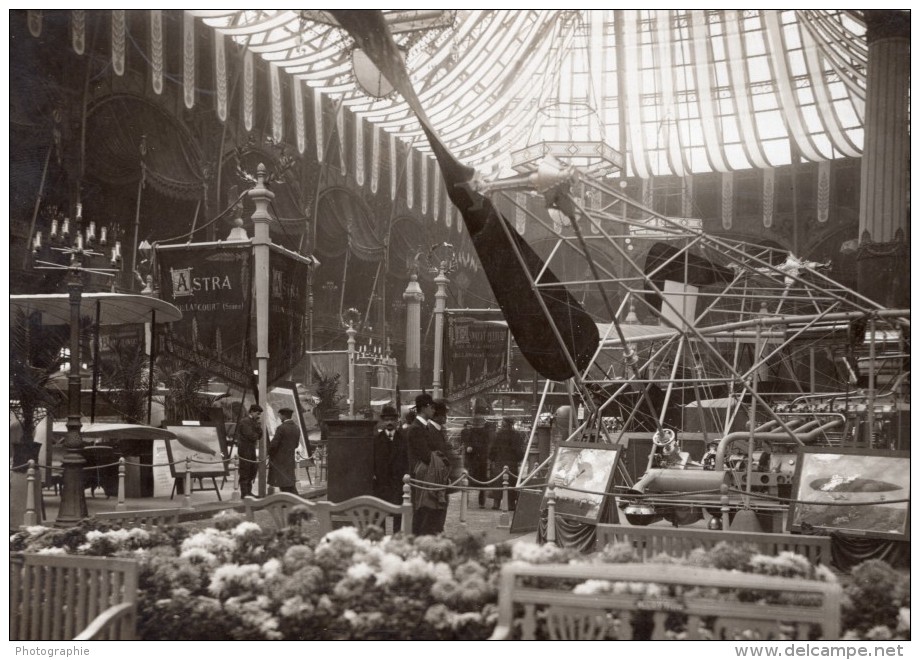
left=9, top=520, right=909, bottom=640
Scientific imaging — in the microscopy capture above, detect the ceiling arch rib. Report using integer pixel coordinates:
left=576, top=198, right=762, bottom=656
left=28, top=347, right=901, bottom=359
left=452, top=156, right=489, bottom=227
left=723, top=10, right=773, bottom=169
left=621, top=10, right=652, bottom=178
left=799, top=28, right=862, bottom=157
left=763, top=11, right=828, bottom=162
left=353, top=11, right=526, bottom=124
left=191, top=10, right=869, bottom=178
left=689, top=11, right=730, bottom=173
left=653, top=10, right=686, bottom=177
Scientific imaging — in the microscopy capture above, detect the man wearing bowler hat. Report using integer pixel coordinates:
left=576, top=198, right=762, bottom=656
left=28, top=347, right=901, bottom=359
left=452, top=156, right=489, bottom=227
left=373, top=404, right=409, bottom=531
left=268, top=407, right=301, bottom=495
left=406, top=392, right=453, bottom=534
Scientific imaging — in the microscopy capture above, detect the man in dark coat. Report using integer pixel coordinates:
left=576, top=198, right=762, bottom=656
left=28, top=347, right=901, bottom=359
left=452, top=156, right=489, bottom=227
left=406, top=393, right=453, bottom=535
left=373, top=404, right=409, bottom=532
left=236, top=404, right=263, bottom=498
left=268, top=407, right=300, bottom=495
left=489, top=417, right=525, bottom=510
left=460, top=415, right=490, bottom=507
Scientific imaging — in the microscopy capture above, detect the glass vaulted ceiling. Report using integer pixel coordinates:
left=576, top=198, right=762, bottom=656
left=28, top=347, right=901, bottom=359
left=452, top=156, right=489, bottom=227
left=193, top=9, right=868, bottom=179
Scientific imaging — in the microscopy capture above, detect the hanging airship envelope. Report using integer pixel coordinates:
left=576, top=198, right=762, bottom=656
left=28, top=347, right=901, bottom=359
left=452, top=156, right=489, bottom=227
left=329, top=11, right=599, bottom=381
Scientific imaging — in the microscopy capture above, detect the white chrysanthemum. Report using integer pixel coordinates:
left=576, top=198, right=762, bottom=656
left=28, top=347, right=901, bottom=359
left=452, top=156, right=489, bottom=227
left=25, top=525, right=51, bottom=535
left=373, top=553, right=405, bottom=585
left=322, top=525, right=362, bottom=544
left=180, top=546, right=219, bottom=564
left=209, top=563, right=263, bottom=598
left=181, top=529, right=236, bottom=557
left=36, top=547, right=67, bottom=555
left=346, top=561, right=375, bottom=581
left=232, top=521, right=262, bottom=537
left=342, top=609, right=358, bottom=625
left=573, top=579, right=613, bottom=595
left=261, top=558, right=282, bottom=579
left=482, top=545, right=496, bottom=560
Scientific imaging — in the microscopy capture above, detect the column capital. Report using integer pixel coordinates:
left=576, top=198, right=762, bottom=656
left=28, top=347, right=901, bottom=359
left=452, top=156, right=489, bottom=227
left=864, top=10, right=910, bottom=43
left=403, top=273, right=425, bottom=303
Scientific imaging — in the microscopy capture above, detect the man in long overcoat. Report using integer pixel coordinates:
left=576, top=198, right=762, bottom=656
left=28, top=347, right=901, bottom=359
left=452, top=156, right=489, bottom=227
left=460, top=415, right=490, bottom=507
left=268, top=407, right=301, bottom=495
left=373, top=404, right=409, bottom=531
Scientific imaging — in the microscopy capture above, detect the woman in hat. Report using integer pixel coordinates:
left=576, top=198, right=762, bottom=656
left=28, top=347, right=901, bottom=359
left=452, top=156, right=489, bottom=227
left=268, top=407, right=301, bottom=495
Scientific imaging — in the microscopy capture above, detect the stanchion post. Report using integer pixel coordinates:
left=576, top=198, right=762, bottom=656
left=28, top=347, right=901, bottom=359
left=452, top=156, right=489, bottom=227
left=459, top=469, right=468, bottom=524
left=23, top=460, right=38, bottom=527
left=184, top=457, right=192, bottom=509
left=498, top=465, right=511, bottom=528
left=402, top=474, right=412, bottom=507
left=546, top=486, right=556, bottom=544
left=231, top=455, right=241, bottom=501
left=116, top=458, right=127, bottom=511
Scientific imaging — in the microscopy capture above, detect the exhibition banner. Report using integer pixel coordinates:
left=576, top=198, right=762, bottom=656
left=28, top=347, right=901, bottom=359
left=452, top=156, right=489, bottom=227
left=443, top=314, right=509, bottom=403
left=156, top=244, right=253, bottom=387
left=267, top=247, right=311, bottom=386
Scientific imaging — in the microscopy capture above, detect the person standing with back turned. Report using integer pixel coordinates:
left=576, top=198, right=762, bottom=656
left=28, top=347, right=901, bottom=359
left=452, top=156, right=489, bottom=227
left=406, top=393, right=451, bottom=534
left=268, top=407, right=301, bottom=495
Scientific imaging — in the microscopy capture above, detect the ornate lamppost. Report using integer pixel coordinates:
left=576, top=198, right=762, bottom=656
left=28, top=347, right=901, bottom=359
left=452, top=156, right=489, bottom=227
left=342, top=307, right=362, bottom=418
left=31, top=204, right=122, bottom=525
left=428, top=242, right=457, bottom=399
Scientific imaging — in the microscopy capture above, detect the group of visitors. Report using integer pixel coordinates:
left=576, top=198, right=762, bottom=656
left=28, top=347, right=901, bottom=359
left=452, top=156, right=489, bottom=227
left=236, top=403, right=303, bottom=498
left=460, top=415, right=525, bottom=511
left=371, top=393, right=454, bottom=535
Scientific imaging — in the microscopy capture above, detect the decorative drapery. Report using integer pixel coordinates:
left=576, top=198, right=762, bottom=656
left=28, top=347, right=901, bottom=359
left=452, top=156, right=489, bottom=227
left=86, top=98, right=205, bottom=200
left=389, top=133, right=398, bottom=200
left=183, top=13, right=195, bottom=109
left=111, top=10, right=126, bottom=76
left=681, top=176, right=694, bottom=219
left=817, top=160, right=830, bottom=223
left=243, top=50, right=254, bottom=132
left=763, top=167, right=775, bottom=228
left=314, top=88, right=323, bottom=162
left=270, top=62, right=283, bottom=144
left=315, top=188, right=385, bottom=263
left=420, top=154, right=429, bottom=215
left=336, top=99, right=346, bottom=174
left=721, top=171, right=734, bottom=230
left=293, top=80, right=306, bottom=155
left=72, top=10, right=85, bottom=55
left=150, top=10, right=163, bottom=95
left=354, top=115, right=365, bottom=186
left=829, top=532, right=910, bottom=572
left=371, top=124, right=380, bottom=194
left=405, top=146, right=414, bottom=209
left=433, top=169, right=441, bottom=222
left=214, top=30, right=227, bottom=122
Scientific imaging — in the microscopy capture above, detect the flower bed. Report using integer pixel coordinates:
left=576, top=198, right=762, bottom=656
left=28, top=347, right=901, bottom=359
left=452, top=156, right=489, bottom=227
left=9, top=516, right=910, bottom=641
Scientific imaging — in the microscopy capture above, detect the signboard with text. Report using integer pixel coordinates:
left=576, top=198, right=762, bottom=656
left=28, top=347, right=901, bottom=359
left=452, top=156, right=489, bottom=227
left=443, top=314, right=509, bottom=403
left=156, top=244, right=253, bottom=388
left=267, top=248, right=311, bottom=386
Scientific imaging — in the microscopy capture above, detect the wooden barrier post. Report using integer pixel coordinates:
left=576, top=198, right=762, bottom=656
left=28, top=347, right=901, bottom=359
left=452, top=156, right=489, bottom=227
left=546, top=487, right=556, bottom=544
left=498, top=465, right=511, bottom=528
left=116, top=458, right=127, bottom=511
left=402, top=474, right=412, bottom=507
left=184, top=458, right=192, bottom=509
left=459, top=469, right=468, bottom=524
left=23, top=460, right=38, bottom=527
left=231, top=455, right=241, bottom=501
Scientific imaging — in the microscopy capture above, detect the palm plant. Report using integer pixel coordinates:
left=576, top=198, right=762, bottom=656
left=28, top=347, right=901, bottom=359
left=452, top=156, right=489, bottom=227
left=9, top=310, right=68, bottom=468
left=98, top=334, right=150, bottom=423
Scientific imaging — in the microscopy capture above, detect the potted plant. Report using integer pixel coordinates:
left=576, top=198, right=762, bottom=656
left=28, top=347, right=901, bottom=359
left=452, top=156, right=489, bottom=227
left=313, top=373, right=345, bottom=422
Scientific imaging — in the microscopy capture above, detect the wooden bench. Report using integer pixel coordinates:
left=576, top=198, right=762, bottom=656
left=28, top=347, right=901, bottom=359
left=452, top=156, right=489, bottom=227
left=10, top=553, right=138, bottom=640
left=489, top=562, right=841, bottom=640
left=596, top=524, right=832, bottom=566
left=242, top=492, right=412, bottom=536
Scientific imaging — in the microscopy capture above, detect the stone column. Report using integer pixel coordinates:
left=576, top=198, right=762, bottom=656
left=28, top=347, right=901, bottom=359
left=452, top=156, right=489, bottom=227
left=432, top=267, right=449, bottom=399
left=857, top=10, right=910, bottom=307
left=403, top=273, right=424, bottom=391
